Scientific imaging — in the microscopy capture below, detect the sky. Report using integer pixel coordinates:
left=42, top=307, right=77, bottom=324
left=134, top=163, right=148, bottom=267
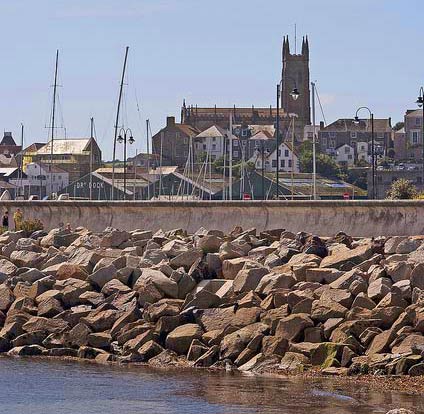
left=0, top=0, right=423, bottom=160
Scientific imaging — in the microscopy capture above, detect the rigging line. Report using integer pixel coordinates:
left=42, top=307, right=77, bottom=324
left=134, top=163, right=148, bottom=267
left=314, top=83, right=327, bottom=126
left=134, top=86, right=145, bottom=150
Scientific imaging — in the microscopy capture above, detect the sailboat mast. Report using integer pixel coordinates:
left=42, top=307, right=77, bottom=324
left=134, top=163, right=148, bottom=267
left=50, top=49, right=59, bottom=197
left=112, top=46, right=129, bottom=201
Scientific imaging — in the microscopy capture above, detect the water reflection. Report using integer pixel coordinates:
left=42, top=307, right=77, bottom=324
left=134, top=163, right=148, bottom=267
left=0, top=359, right=421, bottom=414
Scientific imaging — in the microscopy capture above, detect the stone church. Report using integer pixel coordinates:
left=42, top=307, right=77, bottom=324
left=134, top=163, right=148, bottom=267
left=180, top=35, right=311, bottom=138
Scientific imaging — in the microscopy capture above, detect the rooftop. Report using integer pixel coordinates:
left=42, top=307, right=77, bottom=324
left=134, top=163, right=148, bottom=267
left=35, top=138, right=97, bottom=155
left=322, top=118, right=392, bottom=132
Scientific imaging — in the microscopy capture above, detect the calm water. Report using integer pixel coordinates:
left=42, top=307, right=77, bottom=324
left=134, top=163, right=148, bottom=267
left=0, top=358, right=423, bottom=414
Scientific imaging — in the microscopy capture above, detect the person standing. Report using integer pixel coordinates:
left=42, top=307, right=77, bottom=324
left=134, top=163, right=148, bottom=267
left=13, top=208, right=23, bottom=231
left=2, top=211, right=8, bottom=231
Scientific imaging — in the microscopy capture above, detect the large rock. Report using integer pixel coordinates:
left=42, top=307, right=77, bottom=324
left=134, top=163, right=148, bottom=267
left=56, top=263, right=88, bottom=281
left=81, top=309, right=121, bottom=332
left=100, top=229, right=130, bottom=248
left=134, top=269, right=178, bottom=298
left=0, top=258, right=17, bottom=281
left=320, top=244, right=374, bottom=270
left=165, top=323, right=203, bottom=354
left=222, top=258, right=257, bottom=280
left=233, top=267, right=268, bottom=293
left=196, top=235, right=222, bottom=253
left=275, top=314, right=314, bottom=342
left=87, top=264, right=118, bottom=289
left=0, top=285, right=14, bottom=311
left=22, top=316, right=68, bottom=334
left=196, top=307, right=261, bottom=332
left=256, top=272, right=297, bottom=295
left=220, top=323, right=268, bottom=361
left=311, top=298, right=348, bottom=322
left=10, top=250, right=44, bottom=268
left=169, top=249, right=203, bottom=269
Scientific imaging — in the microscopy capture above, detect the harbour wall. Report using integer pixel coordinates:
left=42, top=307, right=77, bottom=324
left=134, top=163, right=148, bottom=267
left=2, top=200, right=424, bottom=237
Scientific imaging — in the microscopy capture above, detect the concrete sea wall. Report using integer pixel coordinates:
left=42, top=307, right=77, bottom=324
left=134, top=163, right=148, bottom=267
left=2, top=200, right=424, bottom=237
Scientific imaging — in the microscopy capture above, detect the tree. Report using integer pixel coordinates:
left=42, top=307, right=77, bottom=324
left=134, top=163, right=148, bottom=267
left=300, top=150, right=341, bottom=178
left=386, top=179, right=417, bottom=199
left=393, top=122, right=404, bottom=132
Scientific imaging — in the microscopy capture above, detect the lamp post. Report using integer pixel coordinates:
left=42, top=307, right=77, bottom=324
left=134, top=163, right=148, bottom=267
left=117, top=128, right=135, bottom=200
left=353, top=107, right=375, bottom=199
left=276, top=78, right=299, bottom=199
left=415, top=87, right=424, bottom=185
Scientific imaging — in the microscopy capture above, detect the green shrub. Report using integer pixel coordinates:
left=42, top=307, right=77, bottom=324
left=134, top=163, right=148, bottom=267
left=20, top=219, right=44, bottom=236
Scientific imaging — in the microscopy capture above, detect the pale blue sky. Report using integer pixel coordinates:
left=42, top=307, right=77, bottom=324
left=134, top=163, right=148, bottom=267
left=0, top=0, right=422, bottom=160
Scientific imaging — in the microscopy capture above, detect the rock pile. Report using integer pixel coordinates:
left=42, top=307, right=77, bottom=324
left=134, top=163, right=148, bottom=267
left=0, top=225, right=424, bottom=377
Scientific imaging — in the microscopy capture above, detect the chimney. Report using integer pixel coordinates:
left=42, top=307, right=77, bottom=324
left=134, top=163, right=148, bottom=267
left=320, top=121, right=324, bottom=129
left=166, top=116, right=175, bottom=127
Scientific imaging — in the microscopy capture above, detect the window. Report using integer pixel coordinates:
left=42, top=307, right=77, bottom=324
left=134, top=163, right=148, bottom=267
left=348, top=155, right=352, bottom=160
left=416, top=118, right=421, bottom=126
left=233, top=150, right=239, bottom=157
left=212, top=144, right=216, bottom=150
left=351, top=132, right=357, bottom=138
left=176, top=132, right=180, bottom=139
left=412, top=131, right=419, bottom=144
left=329, top=131, right=336, bottom=138
left=233, top=140, right=239, bottom=147
left=203, top=144, right=207, bottom=150
left=288, top=160, right=292, bottom=168
left=377, top=132, right=384, bottom=139
left=272, top=160, right=277, bottom=167
left=344, top=147, right=350, bottom=154
left=212, top=137, right=216, bottom=142
left=307, top=132, right=313, bottom=139
left=241, top=129, right=248, bottom=137
left=284, top=149, right=289, bottom=157
left=281, top=160, right=285, bottom=168
left=183, top=137, right=188, bottom=144
left=321, top=137, right=327, bottom=146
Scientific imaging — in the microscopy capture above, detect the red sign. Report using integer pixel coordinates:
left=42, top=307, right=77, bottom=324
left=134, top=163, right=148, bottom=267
left=243, top=193, right=252, bottom=200
left=343, top=192, right=350, bottom=200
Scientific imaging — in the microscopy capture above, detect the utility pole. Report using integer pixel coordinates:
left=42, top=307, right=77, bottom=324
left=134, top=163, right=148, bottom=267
left=229, top=113, right=233, bottom=200
left=112, top=46, right=129, bottom=201
left=291, top=115, right=295, bottom=200
left=90, top=117, right=94, bottom=200
left=261, top=141, right=265, bottom=200
left=19, top=123, right=24, bottom=198
left=146, top=119, right=150, bottom=200
left=311, top=82, right=317, bottom=200
left=50, top=49, right=59, bottom=198
left=276, top=83, right=280, bottom=199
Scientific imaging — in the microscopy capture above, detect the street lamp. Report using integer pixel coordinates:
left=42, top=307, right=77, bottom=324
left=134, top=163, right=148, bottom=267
left=353, top=107, right=375, bottom=199
left=416, top=87, right=424, bottom=185
left=276, top=76, right=299, bottom=199
left=117, top=127, right=135, bottom=200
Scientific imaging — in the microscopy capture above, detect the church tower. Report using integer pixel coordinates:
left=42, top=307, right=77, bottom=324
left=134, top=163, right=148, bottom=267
left=281, top=35, right=311, bottom=127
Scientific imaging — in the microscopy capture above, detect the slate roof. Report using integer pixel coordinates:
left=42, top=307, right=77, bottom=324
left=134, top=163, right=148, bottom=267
left=321, top=118, right=392, bottom=132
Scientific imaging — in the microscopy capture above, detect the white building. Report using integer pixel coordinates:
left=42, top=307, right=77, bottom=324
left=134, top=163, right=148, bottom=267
left=334, top=144, right=354, bottom=166
left=356, top=141, right=369, bottom=162
left=303, top=124, right=321, bottom=142
left=250, top=142, right=300, bottom=173
left=25, top=162, right=69, bottom=195
left=194, top=125, right=227, bottom=161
